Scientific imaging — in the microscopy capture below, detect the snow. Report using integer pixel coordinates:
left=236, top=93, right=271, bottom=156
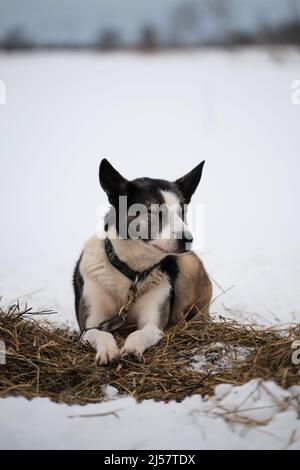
left=0, top=380, right=299, bottom=449
left=0, top=48, right=300, bottom=449
left=190, top=342, right=253, bottom=374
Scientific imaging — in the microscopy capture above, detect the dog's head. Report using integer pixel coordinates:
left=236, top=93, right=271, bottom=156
left=99, top=158, right=205, bottom=255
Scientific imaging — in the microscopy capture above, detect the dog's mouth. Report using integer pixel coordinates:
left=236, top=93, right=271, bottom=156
left=175, top=248, right=192, bottom=255
left=151, top=243, right=192, bottom=256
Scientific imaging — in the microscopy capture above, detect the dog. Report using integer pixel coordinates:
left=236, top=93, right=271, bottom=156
left=73, top=159, right=212, bottom=365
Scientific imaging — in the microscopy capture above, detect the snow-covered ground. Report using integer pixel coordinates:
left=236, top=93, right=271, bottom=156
left=1, top=380, right=300, bottom=450
left=0, top=48, right=300, bottom=449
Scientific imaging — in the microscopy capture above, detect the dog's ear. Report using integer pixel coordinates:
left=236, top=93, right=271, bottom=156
left=99, top=159, right=128, bottom=203
left=175, top=161, right=205, bottom=203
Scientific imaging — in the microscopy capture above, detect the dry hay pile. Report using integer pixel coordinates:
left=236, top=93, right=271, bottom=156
left=0, top=304, right=299, bottom=405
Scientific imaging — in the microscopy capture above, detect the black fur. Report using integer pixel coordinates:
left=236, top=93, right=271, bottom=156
left=175, top=161, right=205, bottom=203
left=160, top=255, right=179, bottom=325
left=103, top=176, right=184, bottom=240
left=100, top=158, right=203, bottom=242
left=73, top=253, right=83, bottom=325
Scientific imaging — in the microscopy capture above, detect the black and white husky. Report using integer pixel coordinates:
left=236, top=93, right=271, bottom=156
left=73, top=159, right=212, bottom=365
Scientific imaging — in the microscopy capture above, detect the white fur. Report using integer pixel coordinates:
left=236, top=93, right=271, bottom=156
left=79, top=234, right=171, bottom=364
left=150, top=190, right=190, bottom=253
left=121, top=285, right=169, bottom=358
left=121, top=324, right=162, bottom=359
left=130, top=285, right=170, bottom=327
left=79, top=191, right=193, bottom=364
left=79, top=277, right=119, bottom=364
left=83, top=329, right=119, bottom=365
left=107, top=227, right=166, bottom=271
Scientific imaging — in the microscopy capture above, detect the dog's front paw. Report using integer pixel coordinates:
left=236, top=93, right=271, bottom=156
left=95, top=344, right=119, bottom=366
left=121, top=347, right=145, bottom=364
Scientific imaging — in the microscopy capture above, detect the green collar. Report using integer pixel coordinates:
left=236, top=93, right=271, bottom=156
left=104, top=237, right=160, bottom=283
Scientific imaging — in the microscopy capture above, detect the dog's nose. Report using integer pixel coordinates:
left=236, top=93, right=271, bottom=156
left=176, top=231, right=193, bottom=253
left=182, top=231, right=193, bottom=244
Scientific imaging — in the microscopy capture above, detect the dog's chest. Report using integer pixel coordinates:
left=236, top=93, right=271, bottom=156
left=82, top=242, right=169, bottom=309
left=97, top=263, right=169, bottom=308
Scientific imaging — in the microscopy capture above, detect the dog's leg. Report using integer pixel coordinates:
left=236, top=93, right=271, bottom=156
left=80, top=279, right=119, bottom=366
left=121, top=285, right=170, bottom=362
